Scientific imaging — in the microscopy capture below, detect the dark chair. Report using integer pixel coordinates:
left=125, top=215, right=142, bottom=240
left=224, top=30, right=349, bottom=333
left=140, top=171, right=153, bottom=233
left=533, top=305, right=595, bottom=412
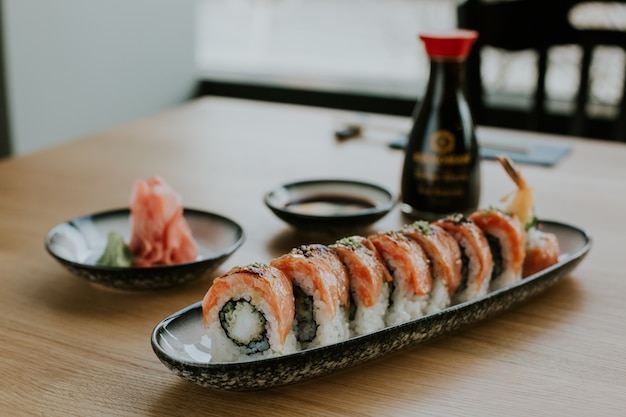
left=458, top=0, right=626, bottom=142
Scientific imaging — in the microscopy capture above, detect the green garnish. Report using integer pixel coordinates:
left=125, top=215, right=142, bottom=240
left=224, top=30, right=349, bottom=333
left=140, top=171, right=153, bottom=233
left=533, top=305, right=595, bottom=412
left=332, top=237, right=363, bottom=248
left=95, top=231, right=133, bottom=267
left=412, top=220, right=432, bottom=235
left=525, top=212, right=538, bottom=231
left=484, top=205, right=502, bottom=214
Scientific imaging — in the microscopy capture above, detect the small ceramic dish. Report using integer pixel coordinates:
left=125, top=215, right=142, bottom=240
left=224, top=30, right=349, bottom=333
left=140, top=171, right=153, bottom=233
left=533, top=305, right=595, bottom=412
left=264, top=179, right=397, bottom=232
left=45, top=208, right=245, bottom=291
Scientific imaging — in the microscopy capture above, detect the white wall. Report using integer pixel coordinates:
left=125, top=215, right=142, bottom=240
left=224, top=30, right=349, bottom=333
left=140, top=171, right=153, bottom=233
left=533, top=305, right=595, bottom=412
left=3, top=0, right=197, bottom=155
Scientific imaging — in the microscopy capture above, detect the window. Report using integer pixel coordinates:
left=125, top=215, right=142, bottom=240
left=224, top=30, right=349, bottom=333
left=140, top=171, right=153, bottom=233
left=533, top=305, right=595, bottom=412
left=196, top=0, right=626, bottom=123
left=195, top=0, right=456, bottom=99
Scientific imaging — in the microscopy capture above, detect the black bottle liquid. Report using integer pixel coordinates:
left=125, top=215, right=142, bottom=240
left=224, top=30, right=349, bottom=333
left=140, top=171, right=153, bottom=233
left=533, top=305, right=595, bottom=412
left=401, top=30, right=480, bottom=220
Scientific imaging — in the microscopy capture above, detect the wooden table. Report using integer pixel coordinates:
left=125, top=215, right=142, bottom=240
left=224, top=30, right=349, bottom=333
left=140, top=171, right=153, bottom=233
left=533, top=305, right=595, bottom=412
left=1, top=97, right=624, bottom=416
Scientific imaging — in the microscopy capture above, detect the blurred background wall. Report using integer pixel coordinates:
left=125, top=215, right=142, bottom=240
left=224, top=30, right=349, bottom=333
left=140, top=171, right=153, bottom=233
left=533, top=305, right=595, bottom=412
left=1, top=0, right=197, bottom=156
left=2, top=0, right=624, bottom=158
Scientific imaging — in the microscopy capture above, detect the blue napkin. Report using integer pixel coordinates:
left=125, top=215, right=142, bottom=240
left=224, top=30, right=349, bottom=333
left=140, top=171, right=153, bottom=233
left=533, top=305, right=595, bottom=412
left=388, top=136, right=570, bottom=167
left=479, top=140, right=570, bottom=166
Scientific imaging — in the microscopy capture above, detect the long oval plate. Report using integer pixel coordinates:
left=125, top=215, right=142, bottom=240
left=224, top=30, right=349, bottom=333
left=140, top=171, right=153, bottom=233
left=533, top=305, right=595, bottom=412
left=151, top=220, right=591, bottom=391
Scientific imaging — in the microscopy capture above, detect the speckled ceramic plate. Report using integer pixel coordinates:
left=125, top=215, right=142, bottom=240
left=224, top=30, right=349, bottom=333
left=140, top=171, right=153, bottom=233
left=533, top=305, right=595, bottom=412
left=151, top=220, right=591, bottom=390
left=45, top=208, right=245, bottom=290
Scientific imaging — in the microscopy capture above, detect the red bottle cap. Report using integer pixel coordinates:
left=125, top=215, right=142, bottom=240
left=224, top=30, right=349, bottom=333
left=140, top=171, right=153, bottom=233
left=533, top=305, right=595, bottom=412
left=419, top=30, right=478, bottom=60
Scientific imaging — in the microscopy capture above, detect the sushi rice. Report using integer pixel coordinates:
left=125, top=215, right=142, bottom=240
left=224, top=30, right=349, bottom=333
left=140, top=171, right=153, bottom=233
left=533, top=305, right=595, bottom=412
left=205, top=292, right=299, bottom=362
left=290, top=271, right=350, bottom=349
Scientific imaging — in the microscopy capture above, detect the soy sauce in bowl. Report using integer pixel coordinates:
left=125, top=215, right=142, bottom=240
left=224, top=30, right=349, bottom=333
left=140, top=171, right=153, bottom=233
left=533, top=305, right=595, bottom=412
left=285, top=195, right=377, bottom=216
left=265, top=179, right=396, bottom=232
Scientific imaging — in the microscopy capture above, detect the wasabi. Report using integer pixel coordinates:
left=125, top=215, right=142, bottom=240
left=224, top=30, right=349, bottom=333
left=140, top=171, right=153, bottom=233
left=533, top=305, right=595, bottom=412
left=96, top=231, right=133, bottom=267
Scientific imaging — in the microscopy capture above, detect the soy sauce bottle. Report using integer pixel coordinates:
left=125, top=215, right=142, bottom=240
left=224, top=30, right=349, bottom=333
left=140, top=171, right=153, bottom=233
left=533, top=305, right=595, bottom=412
left=401, top=30, right=480, bottom=220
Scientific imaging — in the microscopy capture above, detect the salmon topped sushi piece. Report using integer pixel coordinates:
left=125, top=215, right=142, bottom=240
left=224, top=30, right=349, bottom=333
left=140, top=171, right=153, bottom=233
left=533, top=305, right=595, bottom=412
left=523, top=227, right=560, bottom=277
left=270, top=244, right=350, bottom=349
left=201, top=263, right=298, bottom=362
left=436, top=214, right=494, bottom=304
left=128, top=176, right=198, bottom=267
left=331, top=236, right=392, bottom=336
left=496, top=155, right=560, bottom=278
left=368, top=231, right=432, bottom=326
left=469, top=209, right=526, bottom=290
left=402, top=221, right=463, bottom=314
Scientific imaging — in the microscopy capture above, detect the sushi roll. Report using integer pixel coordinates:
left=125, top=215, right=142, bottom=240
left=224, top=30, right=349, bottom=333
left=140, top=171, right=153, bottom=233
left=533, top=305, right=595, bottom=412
left=201, top=263, right=298, bottom=362
left=331, top=236, right=392, bottom=336
left=401, top=221, right=462, bottom=314
left=368, top=231, right=433, bottom=326
left=435, top=214, right=494, bottom=304
left=270, top=244, right=350, bottom=349
left=469, top=209, right=526, bottom=290
left=523, top=226, right=560, bottom=277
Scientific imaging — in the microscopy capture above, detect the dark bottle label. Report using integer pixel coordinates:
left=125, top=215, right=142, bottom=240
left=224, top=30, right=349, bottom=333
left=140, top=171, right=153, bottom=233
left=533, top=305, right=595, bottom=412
left=402, top=128, right=479, bottom=218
